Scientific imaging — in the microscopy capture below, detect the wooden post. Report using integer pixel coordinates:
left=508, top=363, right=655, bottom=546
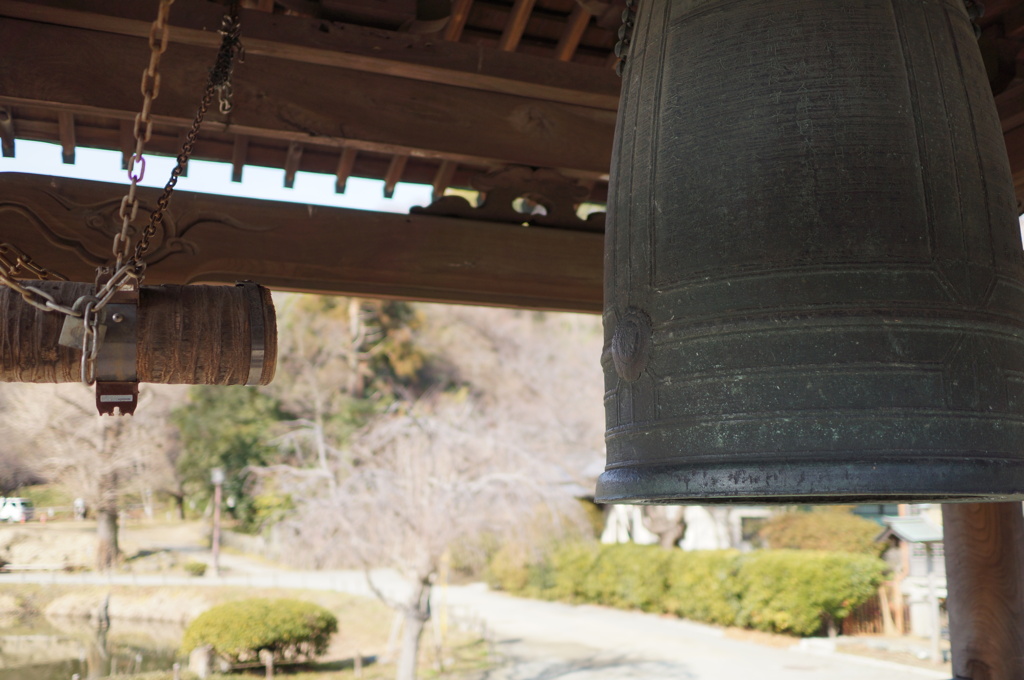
left=925, top=543, right=940, bottom=663
left=259, top=649, right=274, bottom=679
left=211, top=470, right=224, bottom=578
left=878, top=583, right=896, bottom=636
left=942, top=502, right=1024, bottom=679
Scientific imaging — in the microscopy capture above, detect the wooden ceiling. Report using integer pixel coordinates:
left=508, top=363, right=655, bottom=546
left=4, top=0, right=1024, bottom=313
left=0, top=0, right=623, bottom=201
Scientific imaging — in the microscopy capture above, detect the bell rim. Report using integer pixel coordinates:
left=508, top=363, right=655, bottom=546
left=595, top=457, right=1024, bottom=505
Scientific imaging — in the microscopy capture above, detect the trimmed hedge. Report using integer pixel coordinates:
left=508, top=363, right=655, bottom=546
left=665, top=549, right=742, bottom=626
left=181, top=598, right=337, bottom=664
left=734, top=550, right=884, bottom=635
left=491, top=543, right=887, bottom=637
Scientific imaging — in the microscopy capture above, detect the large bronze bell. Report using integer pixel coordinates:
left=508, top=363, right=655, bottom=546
left=599, top=0, right=1024, bottom=503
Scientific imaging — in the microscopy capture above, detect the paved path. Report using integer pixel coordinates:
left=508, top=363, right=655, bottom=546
left=0, top=565, right=948, bottom=680
left=442, top=584, right=948, bottom=680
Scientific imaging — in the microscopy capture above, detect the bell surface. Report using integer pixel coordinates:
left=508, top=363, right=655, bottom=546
left=599, top=0, right=1024, bottom=504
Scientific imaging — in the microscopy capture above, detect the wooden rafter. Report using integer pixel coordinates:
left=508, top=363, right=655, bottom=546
left=118, top=120, right=133, bottom=170
left=56, top=111, right=75, bottom=164
left=383, top=154, right=409, bottom=198
left=283, top=141, right=304, bottom=188
left=554, top=6, right=592, bottom=62
left=334, top=147, right=359, bottom=193
left=432, top=160, right=458, bottom=201
left=498, top=0, right=537, bottom=52
left=0, top=107, right=12, bottom=157
left=231, top=135, right=249, bottom=182
left=444, top=0, right=474, bottom=41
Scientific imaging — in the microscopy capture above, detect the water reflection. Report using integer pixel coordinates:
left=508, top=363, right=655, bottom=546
left=0, top=615, right=184, bottom=680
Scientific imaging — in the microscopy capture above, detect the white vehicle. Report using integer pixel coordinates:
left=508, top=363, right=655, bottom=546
left=0, top=498, right=34, bottom=522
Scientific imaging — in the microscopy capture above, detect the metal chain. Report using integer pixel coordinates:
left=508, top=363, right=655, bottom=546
left=113, top=0, right=176, bottom=270
left=0, top=244, right=79, bottom=316
left=131, top=5, right=243, bottom=275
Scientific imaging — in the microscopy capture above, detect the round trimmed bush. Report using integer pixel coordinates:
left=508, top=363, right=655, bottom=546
left=181, top=598, right=337, bottom=664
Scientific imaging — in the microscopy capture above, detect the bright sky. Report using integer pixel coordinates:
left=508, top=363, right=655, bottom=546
left=0, top=139, right=433, bottom=214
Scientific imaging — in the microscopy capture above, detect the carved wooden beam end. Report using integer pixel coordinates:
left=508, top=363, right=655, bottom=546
left=0, top=173, right=603, bottom=313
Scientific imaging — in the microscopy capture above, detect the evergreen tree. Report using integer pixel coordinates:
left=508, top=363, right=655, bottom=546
left=171, top=385, right=285, bottom=529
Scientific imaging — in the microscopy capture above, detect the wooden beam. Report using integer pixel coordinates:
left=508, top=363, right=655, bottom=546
left=57, top=111, right=75, bottom=164
left=943, top=503, right=1024, bottom=680
left=0, top=0, right=619, bottom=111
left=335, top=147, right=359, bottom=193
left=554, top=6, right=591, bottom=62
left=498, top=0, right=537, bottom=52
left=0, top=173, right=603, bottom=313
left=0, top=19, right=616, bottom=177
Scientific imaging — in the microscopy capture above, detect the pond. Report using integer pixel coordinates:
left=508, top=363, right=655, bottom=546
left=0, top=615, right=184, bottom=680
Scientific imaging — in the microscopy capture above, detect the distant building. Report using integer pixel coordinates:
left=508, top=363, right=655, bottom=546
left=876, top=514, right=945, bottom=645
left=601, top=505, right=772, bottom=551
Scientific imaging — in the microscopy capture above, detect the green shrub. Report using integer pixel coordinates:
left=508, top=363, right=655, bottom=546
left=181, top=598, right=337, bottom=664
left=734, top=550, right=887, bottom=636
left=493, top=542, right=888, bottom=637
left=249, top=490, right=295, bottom=532
left=536, top=542, right=600, bottom=601
left=183, top=561, right=207, bottom=577
left=664, top=550, right=741, bottom=626
left=578, top=544, right=673, bottom=612
left=757, top=509, right=885, bottom=556
left=486, top=543, right=531, bottom=593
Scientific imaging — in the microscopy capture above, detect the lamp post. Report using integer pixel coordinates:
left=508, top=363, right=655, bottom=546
left=211, top=467, right=224, bottom=578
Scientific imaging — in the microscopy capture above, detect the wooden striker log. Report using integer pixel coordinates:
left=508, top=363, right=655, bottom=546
left=0, top=281, right=276, bottom=385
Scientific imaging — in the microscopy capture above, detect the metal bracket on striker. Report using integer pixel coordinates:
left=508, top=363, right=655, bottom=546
left=238, top=281, right=266, bottom=386
left=94, top=282, right=139, bottom=416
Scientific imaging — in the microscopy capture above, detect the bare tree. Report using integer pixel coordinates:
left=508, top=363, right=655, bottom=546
left=279, top=393, right=581, bottom=680
left=256, top=301, right=604, bottom=680
left=270, top=294, right=426, bottom=484
left=0, top=448, right=42, bottom=494
left=412, top=304, right=606, bottom=482
left=0, top=383, right=184, bottom=569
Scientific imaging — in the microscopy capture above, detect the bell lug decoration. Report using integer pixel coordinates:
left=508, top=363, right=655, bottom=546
left=599, top=0, right=1024, bottom=504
